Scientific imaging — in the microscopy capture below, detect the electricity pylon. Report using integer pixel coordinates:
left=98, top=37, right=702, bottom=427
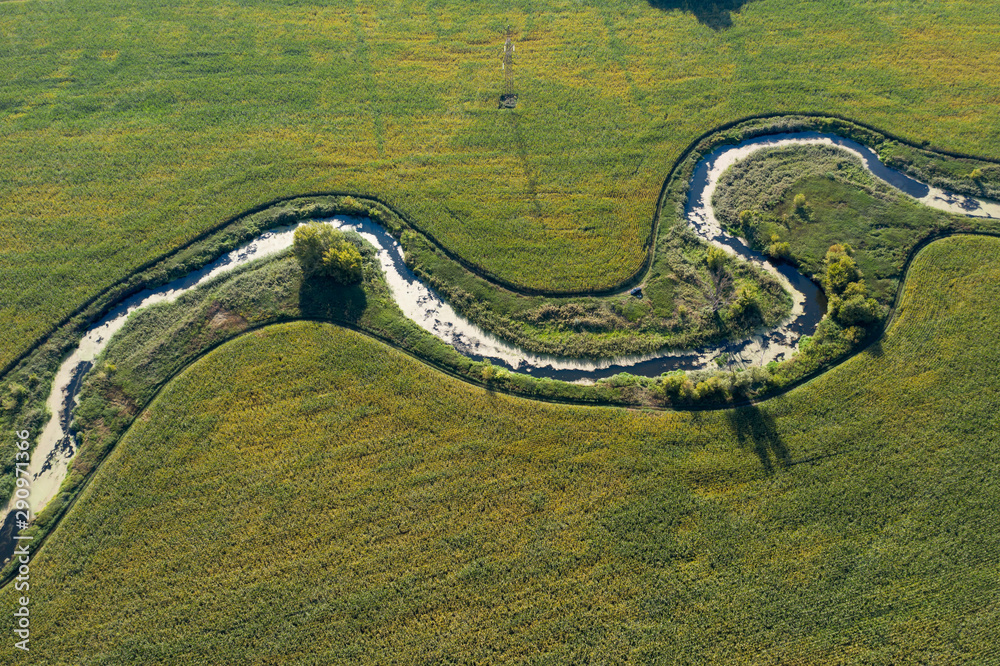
left=500, top=26, right=517, bottom=108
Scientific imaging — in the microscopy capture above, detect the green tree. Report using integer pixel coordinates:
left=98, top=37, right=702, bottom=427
left=823, top=244, right=861, bottom=295
left=293, top=223, right=364, bottom=284
left=706, top=246, right=728, bottom=273
left=321, top=243, right=363, bottom=284
left=829, top=290, right=880, bottom=327
left=695, top=376, right=730, bottom=402
left=728, top=285, right=761, bottom=323
left=766, top=241, right=792, bottom=260
left=822, top=250, right=880, bottom=327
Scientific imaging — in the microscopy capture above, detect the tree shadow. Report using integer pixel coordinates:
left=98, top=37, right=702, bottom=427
left=298, top=277, right=368, bottom=324
left=727, top=404, right=790, bottom=474
left=645, top=0, right=758, bottom=30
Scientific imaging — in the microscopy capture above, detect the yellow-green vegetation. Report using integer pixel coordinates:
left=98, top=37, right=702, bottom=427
left=4, top=235, right=998, bottom=663
left=4, top=0, right=1000, bottom=370
left=36, top=241, right=681, bottom=550
left=293, top=223, right=363, bottom=283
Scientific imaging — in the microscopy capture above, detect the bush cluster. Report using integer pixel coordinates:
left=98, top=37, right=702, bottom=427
left=822, top=244, right=880, bottom=327
left=293, top=223, right=364, bottom=284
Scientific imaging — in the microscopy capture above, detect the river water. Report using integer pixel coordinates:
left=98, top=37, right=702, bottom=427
left=3, top=132, right=997, bottom=561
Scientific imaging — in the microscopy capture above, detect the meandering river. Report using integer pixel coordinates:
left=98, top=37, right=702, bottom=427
left=3, top=132, right=997, bottom=562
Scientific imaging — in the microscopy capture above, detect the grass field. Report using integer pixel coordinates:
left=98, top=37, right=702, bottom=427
left=5, top=235, right=999, bottom=663
left=4, top=0, right=1000, bottom=370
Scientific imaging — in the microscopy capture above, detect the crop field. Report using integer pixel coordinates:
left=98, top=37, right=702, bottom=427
left=4, top=0, right=1000, bottom=369
left=5, top=0, right=1000, bottom=661
left=4, top=236, right=999, bottom=663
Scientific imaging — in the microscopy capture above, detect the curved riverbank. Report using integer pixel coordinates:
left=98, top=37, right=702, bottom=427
left=2, top=114, right=1000, bottom=574
left=5, top=129, right=999, bottom=558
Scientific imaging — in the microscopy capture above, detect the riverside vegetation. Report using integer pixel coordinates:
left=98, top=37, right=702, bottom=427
left=20, top=231, right=783, bottom=559
left=0, top=181, right=786, bottom=536
left=2, top=235, right=998, bottom=663
left=712, top=143, right=1000, bottom=370
left=4, top=0, right=1000, bottom=372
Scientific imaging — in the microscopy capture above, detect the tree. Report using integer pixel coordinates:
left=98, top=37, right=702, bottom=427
left=706, top=246, right=728, bottom=273
left=792, top=192, right=812, bottom=222
left=767, top=240, right=792, bottom=260
left=729, top=285, right=761, bottom=323
left=823, top=244, right=861, bottom=295
left=695, top=376, right=730, bottom=402
left=322, top=243, right=363, bottom=284
left=828, top=283, right=879, bottom=326
left=293, top=223, right=364, bottom=284
left=822, top=246, right=880, bottom=327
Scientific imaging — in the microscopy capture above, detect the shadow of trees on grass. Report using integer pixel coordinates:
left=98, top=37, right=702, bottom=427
left=299, top=278, right=368, bottom=324
left=728, top=404, right=790, bottom=474
left=646, top=0, right=758, bottom=30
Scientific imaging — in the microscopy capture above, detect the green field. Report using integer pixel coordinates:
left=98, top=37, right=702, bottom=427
left=4, top=0, right=1000, bottom=370
left=4, top=236, right=999, bottom=663
left=5, top=0, right=1000, bottom=661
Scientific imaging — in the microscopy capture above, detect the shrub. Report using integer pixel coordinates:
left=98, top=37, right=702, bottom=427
left=729, top=367, right=770, bottom=398
left=823, top=244, right=861, bottom=295
left=728, top=285, right=762, bottom=324
left=657, top=371, right=689, bottom=401
left=694, top=375, right=730, bottom=402
left=338, top=196, right=369, bottom=215
left=1, top=383, right=27, bottom=412
left=706, top=246, right=728, bottom=273
left=738, top=209, right=759, bottom=232
left=766, top=241, right=792, bottom=260
left=293, top=223, right=363, bottom=284
left=606, top=373, right=641, bottom=388
left=478, top=359, right=499, bottom=383
left=829, top=292, right=880, bottom=327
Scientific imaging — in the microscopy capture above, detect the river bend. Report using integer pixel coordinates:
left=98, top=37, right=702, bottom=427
left=3, top=131, right=997, bottom=560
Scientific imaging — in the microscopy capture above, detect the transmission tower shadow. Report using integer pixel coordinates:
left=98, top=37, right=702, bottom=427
left=499, top=25, right=518, bottom=108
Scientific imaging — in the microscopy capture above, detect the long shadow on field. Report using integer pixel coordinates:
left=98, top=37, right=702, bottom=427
left=508, top=113, right=543, bottom=221
left=646, top=0, right=758, bottom=29
left=727, top=404, right=790, bottom=474
left=299, top=278, right=368, bottom=323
